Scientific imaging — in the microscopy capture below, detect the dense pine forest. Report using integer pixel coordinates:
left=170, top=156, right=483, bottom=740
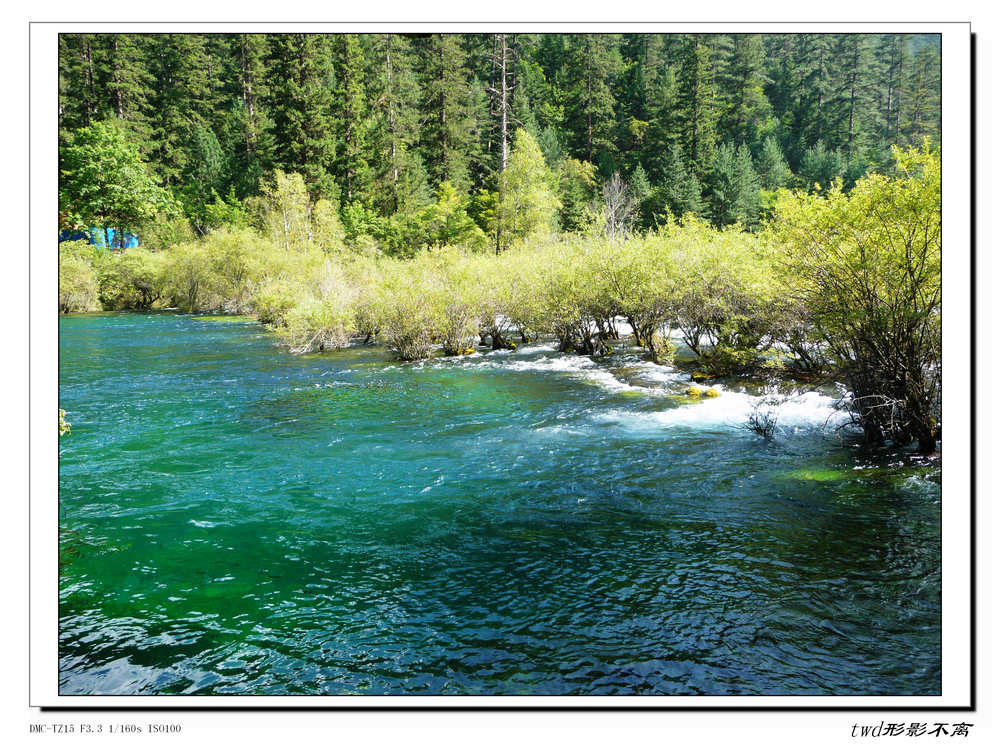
left=58, top=32, right=942, bottom=452
left=59, top=33, right=941, bottom=242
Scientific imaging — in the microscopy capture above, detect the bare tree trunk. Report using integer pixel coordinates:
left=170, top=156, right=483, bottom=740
left=492, top=33, right=512, bottom=255
left=239, top=35, right=258, bottom=156
left=385, top=35, right=398, bottom=187
left=83, top=37, right=96, bottom=124
left=112, top=37, right=125, bottom=119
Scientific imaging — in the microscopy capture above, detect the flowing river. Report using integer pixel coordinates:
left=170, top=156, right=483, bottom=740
left=58, top=312, right=941, bottom=695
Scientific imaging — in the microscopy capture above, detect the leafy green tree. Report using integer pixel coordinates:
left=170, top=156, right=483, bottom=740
left=341, top=202, right=385, bottom=244
left=59, top=121, right=172, bottom=247
left=250, top=169, right=315, bottom=252
left=495, top=129, right=561, bottom=251
left=419, top=182, right=487, bottom=250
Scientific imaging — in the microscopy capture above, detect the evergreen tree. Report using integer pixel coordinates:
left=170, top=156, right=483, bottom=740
left=649, top=144, right=704, bottom=222
left=719, top=34, right=772, bottom=146
left=369, top=33, right=427, bottom=214
left=56, top=32, right=941, bottom=243
left=800, top=140, right=843, bottom=191
left=707, top=142, right=761, bottom=228
left=563, top=34, right=622, bottom=163
left=555, top=158, right=598, bottom=233
left=59, top=34, right=102, bottom=137
left=268, top=34, right=339, bottom=200
left=677, top=35, right=720, bottom=179
left=226, top=33, right=274, bottom=194
left=900, top=41, right=942, bottom=146
left=99, top=34, right=155, bottom=144
left=757, top=136, right=792, bottom=189
left=182, top=124, right=227, bottom=234
left=828, top=35, right=877, bottom=157
left=874, top=33, right=906, bottom=146
left=642, top=63, right=680, bottom=182
left=417, top=34, right=478, bottom=194
left=332, top=34, right=375, bottom=205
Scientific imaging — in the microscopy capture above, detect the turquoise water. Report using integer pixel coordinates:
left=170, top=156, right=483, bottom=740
left=58, top=312, right=941, bottom=695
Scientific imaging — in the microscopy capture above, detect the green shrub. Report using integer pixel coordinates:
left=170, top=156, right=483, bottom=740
left=59, top=241, right=99, bottom=313
left=95, top=248, right=167, bottom=309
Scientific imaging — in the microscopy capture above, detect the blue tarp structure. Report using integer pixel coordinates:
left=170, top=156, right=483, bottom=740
left=59, top=227, right=140, bottom=249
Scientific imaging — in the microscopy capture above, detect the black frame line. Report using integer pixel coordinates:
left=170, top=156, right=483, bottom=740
left=35, top=22, right=976, bottom=712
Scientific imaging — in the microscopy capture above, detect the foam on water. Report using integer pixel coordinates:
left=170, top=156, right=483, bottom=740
left=593, top=388, right=842, bottom=433
left=433, top=345, right=685, bottom=395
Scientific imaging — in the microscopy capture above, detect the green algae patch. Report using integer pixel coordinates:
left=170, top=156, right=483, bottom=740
left=192, top=315, right=256, bottom=323
left=778, top=468, right=853, bottom=483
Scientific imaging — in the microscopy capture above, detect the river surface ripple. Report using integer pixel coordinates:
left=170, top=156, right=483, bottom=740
left=58, top=312, right=942, bottom=696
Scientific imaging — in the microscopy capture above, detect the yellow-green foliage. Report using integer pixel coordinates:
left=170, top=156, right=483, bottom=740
left=641, top=217, right=784, bottom=374
left=159, top=243, right=212, bottom=312
left=251, top=170, right=314, bottom=252
left=311, top=198, right=347, bottom=252
left=59, top=241, right=100, bottom=313
left=56, top=168, right=846, bottom=371
left=95, top=247, right=168, bottom=309
left=649, top=332, right=676, bottom=365
left=495, top=129, right=561, bottom=250
left=59, top=408, right=71, bottom=436
left=767, top=142, right=941, bottom=450
left=137, top=212, right=196, bottom=249
left=472, top=251, right=521, bottom=348
left=372, top=260, right=441, bottom=361
left=423, top=248, right=481, bottom=355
